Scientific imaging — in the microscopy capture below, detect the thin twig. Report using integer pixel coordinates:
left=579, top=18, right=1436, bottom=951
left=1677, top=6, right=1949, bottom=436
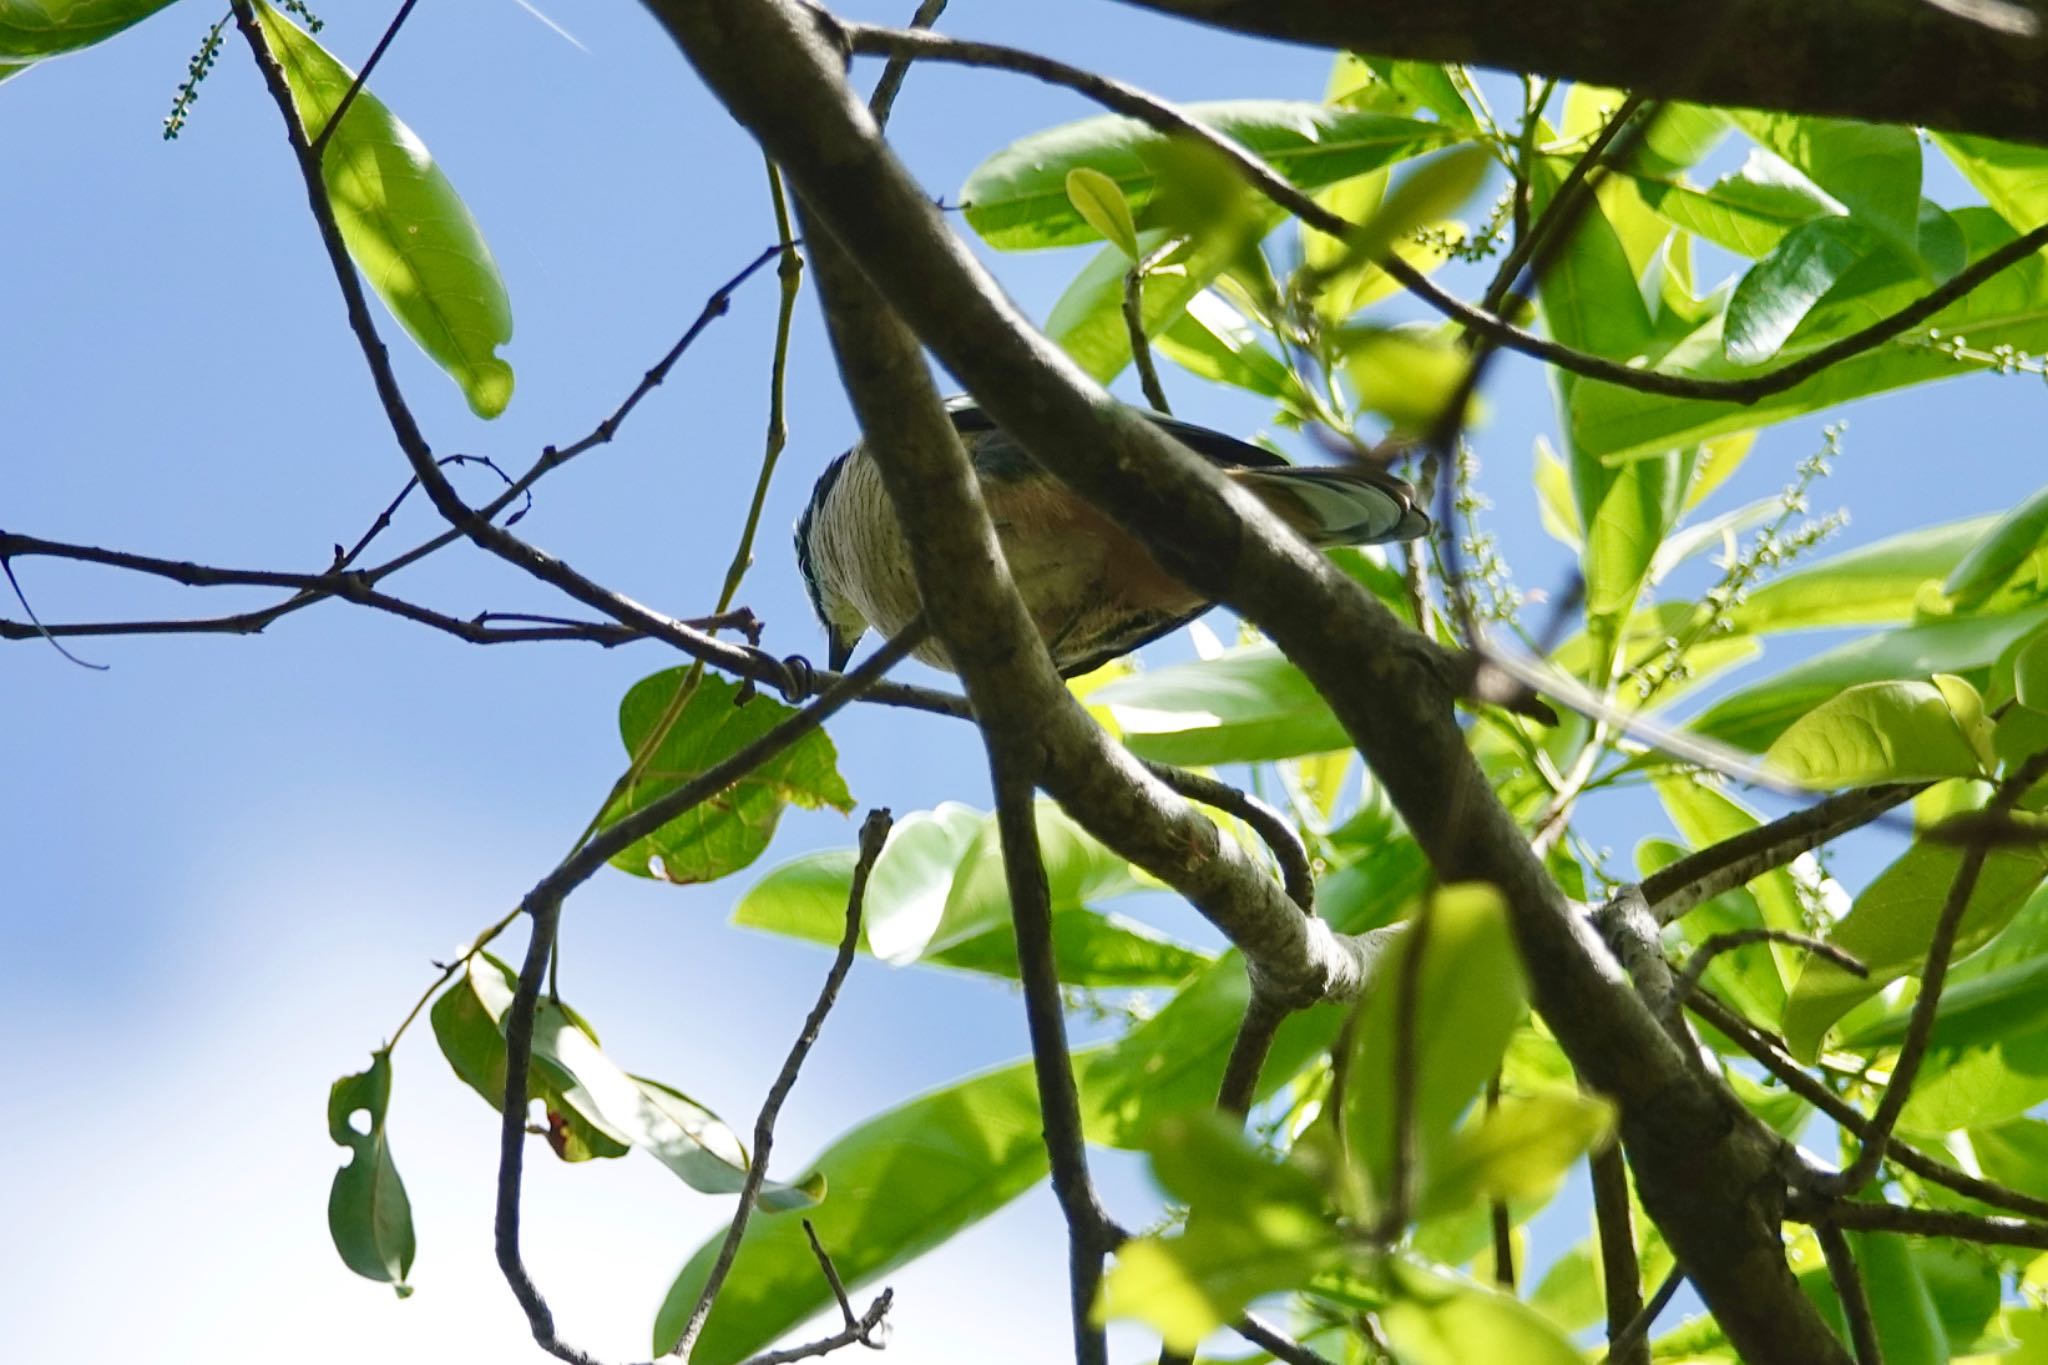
left=802, top=1221, right=860, bottom=1332
left=738, top=1292, right=893, bottom=1365
left=1124, top=252, right=1172, bottom=414
left=307, top=0, right=421, bottom=158
left=993, top=755, right=1112, bottom=1365
left=0, top=555, right=106, bottom=670
left=1790, top=1196, right=2048, bottom=1250
left=864, top=0, right=947, bottom=125
left=1591, top=1143, right=1646, bottom=1365
left=675, top=808, right=895, bottom=1360
left=1686, top=988, right=2048, bottom=1221
left=1217, top=993, right=1285, bottom=1117
left=1677, top=929, right=1866, bottom=1004
left=1143, top=759, right=1314, bottom=909
left=1235, top=1314, right=1338, bottom=1365
left=1486, top=1072, right=1514, bottom=1290
left=1605, top=1269, right=1684, bottom=1361
left=839, top=22, right=2048, bottom=406
left=1641, top=784, right=1921, bottom=925
left=1478, top=94, right=1647, bottom=322
left=1815, top=1222, right=1884, bottom=1365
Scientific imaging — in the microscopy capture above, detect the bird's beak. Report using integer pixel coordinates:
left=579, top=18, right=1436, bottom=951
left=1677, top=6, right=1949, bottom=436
left=828, top=631, right=857, bottom=673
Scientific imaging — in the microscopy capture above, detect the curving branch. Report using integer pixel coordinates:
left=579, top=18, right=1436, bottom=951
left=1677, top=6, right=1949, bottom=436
left=647, top=2, right=1853, bottom=1358
left=839, top=20, right=2048, bottom=408
left=1112, top=0, right=2048, bottom=148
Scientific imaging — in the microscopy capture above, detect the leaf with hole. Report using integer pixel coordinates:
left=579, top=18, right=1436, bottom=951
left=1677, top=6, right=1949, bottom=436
left=326, top=1051, right=415, bottom=1296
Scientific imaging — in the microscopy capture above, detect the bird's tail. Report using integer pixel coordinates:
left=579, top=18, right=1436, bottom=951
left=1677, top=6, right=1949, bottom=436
left=1230, top=466, right=1431, bottom=547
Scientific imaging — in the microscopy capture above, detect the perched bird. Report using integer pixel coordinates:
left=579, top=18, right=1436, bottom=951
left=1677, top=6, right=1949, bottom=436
left=795, top=400, right=1430, bottom=677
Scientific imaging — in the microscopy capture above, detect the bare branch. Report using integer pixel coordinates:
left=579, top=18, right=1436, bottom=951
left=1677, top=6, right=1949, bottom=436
left=864, top=0, right=947, bottom=125
left=1142, top=760, right=1315, bottom=910
left=738, top=1291, right=893, bottom=1365
left=1217, top=992, right=1285, bottom=1116
left=1591, top=1143, right=1646, bottom=1365
left=1790, top=1197, right=2048, bottom=1251
left=1815, top=1223, right=1884, bottom=1365
left=1606, top=1269, right=1685, bottom=1362
left=801, top=1221, right=861, bottom=1333
left=1235, top=1315, right=1338, bottom=1365
left=1686, top=989, right=2048, bottom=1222
left=1677, top=930, right=1866, bottom=1005
left=1123, top=252, right=1172, bottom=415
left=1640, top=784, right=1921, bottom=925
left=675, top=808, right=895, bottom=1360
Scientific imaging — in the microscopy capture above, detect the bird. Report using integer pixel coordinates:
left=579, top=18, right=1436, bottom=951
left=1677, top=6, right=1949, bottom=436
left=795, top=399, right=1431, bottom=678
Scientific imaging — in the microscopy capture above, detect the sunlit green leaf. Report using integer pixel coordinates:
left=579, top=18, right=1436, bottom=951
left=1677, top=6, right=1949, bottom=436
left=1737, top=516, right=1998, bottom=632
left=1092, top=646, right=1347, bottom=764
left=601, top=672, right=852, bottom=885
left=1782, top=841, right=2048, bottom=1058
left=1934, top=132, right=2048, bottom=236
left=1065, top=167, right=1140, bottom=259
left=961, top=102, right=1455, bottom=250
left=0, top=0, right=175, bottom=60
left=1158, top=291, right=1301, bottom=402
left=654, top=1060, right=1054, bottom=1362
left=1947, top=487, right=2048, bottom=611
left=1095, top=1113, right=1340, bottom=1351
left=1764, top=679, right=1992, bottom=788
left=1572, top=210, right=2048, bottom=459
left=1733, top=112, right=1922, bottom=256
left=1415, top=1091, right=1614, bottom=1220
left=1342, top=886, right=1526, bottom=1215
left=1382, top=1260, right=1584, bottom=1365
left=255, top=4, right=514, bottom=417
left=1632, top=149, right=1841, bottom=259
left=1693, top=605, right=2048, bottom=752
left=326, top=1051, right=415, bottom=1296
left=1325, top=54, right=1477, bottom=130
left=1341, top=324, right=1469, bottom=434
left=1724, top=217, right=1878, bottom=365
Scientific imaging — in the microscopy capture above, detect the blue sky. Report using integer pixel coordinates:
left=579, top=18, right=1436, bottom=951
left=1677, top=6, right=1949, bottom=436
left=6, top=1, right=2046, bottom=1361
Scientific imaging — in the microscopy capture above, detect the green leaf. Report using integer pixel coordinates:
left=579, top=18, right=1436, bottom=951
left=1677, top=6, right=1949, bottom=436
left=1572, top=208, right=2048, bottom=459
left=1737, top=516, right=1999, bottom=632
left=1533, top=157, right=1656, bottom=369
left=732, top=807, right=1204, bottom=987
left=1904, top=1030, right=2048, bottom=1132
left=654, top=1060, right=1053, bottom=1362
left=1581, top=449, right=1689, bottom=675
left=1693, top=605, right=2048, bottom=752
left=1532, top=437, right=1581, bottom=550
left=1764, top=679, right=1993, bottom=788
left=427, top=954, right=815, bottom=1207
left=961, top=102, right=1455, bottom=251
left=1724, top=217, right=1878, bottom=365
left=1082, top=954, right=1351, bottom=1147
left=1381, top=1260, right=1585, bottom=1365
left=1049, top=222, right=1278, bottom=383
left=1091, top=646, right=1348, bottom=764
left=1157, top=291, right=1301, bottom=402
left=431, top=953, right=630, bottom=1163
left=254, top=4, right=514, bottom=418
left=1654, top=774, right=1805, bottom=990
left=1342, top=886, right=1526, bottom=1215
left=326, top=1051, right=415, bottom=1296
left=1332, top=56, right=1479, bottom=129
left=1734, top=112, right=1922, bottom=257
left=601, top=672, right=852, bottom=885
left=1341, top=324, right=1469, bottom=434
left=1781, top=841, right=2048, bottom=1059
left=1094, top=1113, right=1340, bottom=1351
left=1065, top=167, right=1140, bottom=260
left=1631, top=149, right=1842, bottom=259
left=0, top=0, right=175, bottom=60
left=1934, top=132, right=2048, bottom=237
left=1946, top=486, right=2048, bottom=611
left=1415, top=1092, right=1615, bottom=1220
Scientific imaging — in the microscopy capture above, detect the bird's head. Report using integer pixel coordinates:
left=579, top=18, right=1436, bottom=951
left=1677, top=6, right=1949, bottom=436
left=794, top=451, right=869, bottom=672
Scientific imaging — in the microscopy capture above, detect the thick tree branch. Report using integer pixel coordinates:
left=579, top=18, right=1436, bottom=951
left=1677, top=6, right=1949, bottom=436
left=647, top=4, right=1849, bottom=1355
left=1112, top=0, right=2048, bottom=147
